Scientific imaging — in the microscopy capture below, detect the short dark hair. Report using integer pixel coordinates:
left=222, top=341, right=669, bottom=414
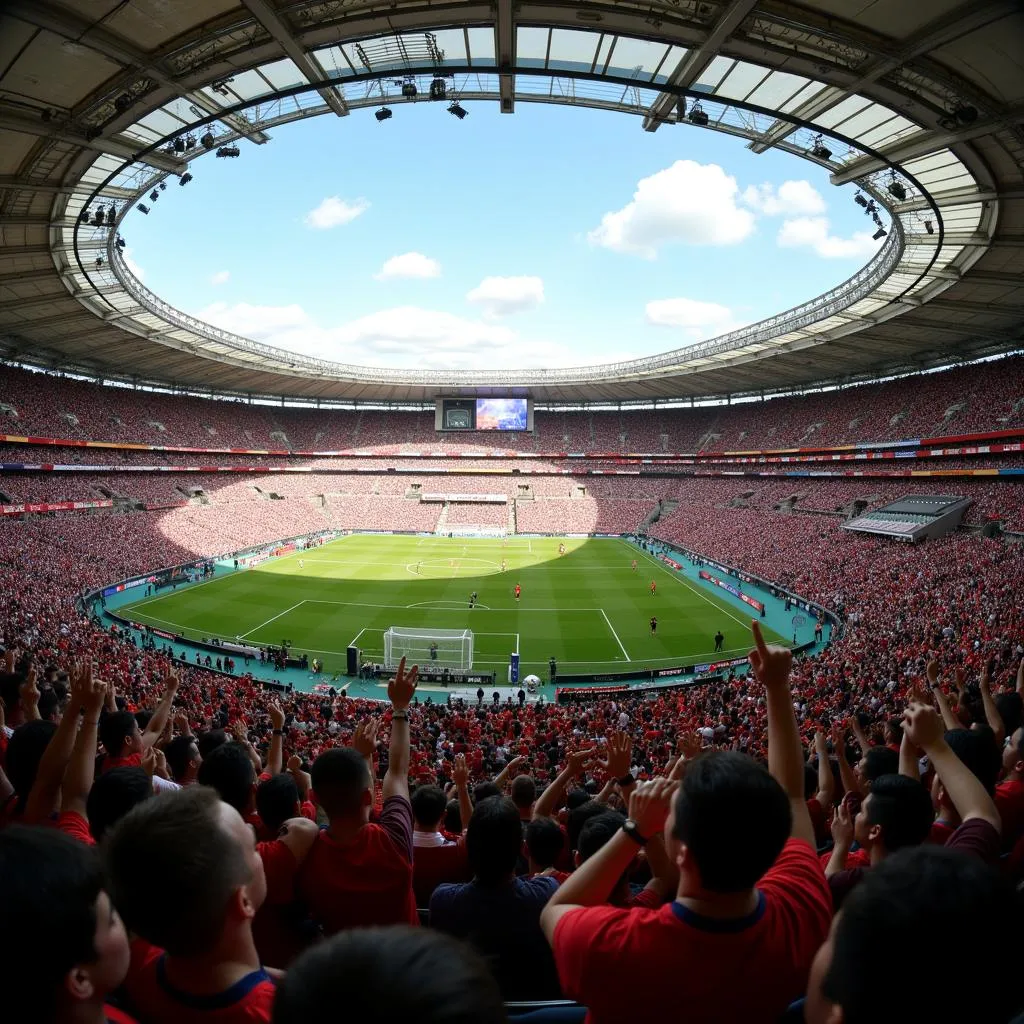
left=473, top=782, right=501, bottom=804
left=411, top=785, right=447, bottom=829
left=444, top=799, right=463, bottom=835
left=944, top=728, right=1000, bottom=795
left=197, top=742, right=256, bottom=813
left=565, top=788, right=591, bottom=812
left=256, top=773, right=301, bottom=835
left=525, top=817, right=564, bottom=869
left=86, top=767, right=152, bottom=842
left=164, top=735, right=200, bottom=783
left=670, top=751, right=791, bottom=892
left=272, top=926, right=505, bottom=1024
left=995, top=692, right=1022, bottom=737
left=5, top=719, right=56, bottom=811
left=105, top=786, right=252, bottom=956
left=823, top=846, right=1019, bottom=1024
left=0, top=826, right=106, bottom=1022
left=197, top=728, right=229, bottom=759
left=510, top=775, right=536, bottom=810
left=98, top=711, right=136, bottom=760
left=310, top=747, right=370, bottom=817
left=861, top=745, right=899, bottom=783
left=864, top=774, right=934, bottom=852
left=466, top=797, right=522, bottom=885
left=567, top=800, right=607, bottom=852
left=578, top=810, right=627, bottom=863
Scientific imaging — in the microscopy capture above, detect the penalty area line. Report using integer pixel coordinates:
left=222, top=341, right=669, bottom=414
left=239, top=600, right=307, bottom=640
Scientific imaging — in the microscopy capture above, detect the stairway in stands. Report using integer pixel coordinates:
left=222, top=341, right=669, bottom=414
left=434, top=501, right=450, bottom=535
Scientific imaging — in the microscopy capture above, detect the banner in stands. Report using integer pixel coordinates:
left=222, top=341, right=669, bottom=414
left=697, top=570, right=766, bottom=613
left=420, top=493, right=507, bottom=503
left=1, top=499, right=113, bottom=516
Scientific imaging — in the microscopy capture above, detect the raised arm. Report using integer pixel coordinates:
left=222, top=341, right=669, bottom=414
left=1017, top=657, right=1024, bottom=698
left=541, top=778, right=677, bottom=942
left=382, top=657, right=417, bottom=802
left=824, top=799, right=855, bottom=878
left=19, top=669, right=41, bottom=723
left=813, top=730, right=835, bottom=814
left=141, top=670, right=179, bottom=749
left=978, top=666, right=1005, bottom=747
left=61, top=673, right=108, bottom=818
left=848, top=715, right=872, bottom=756
left=287, top=754, right=311, bottom=800
left=267, top=701, right=285, bottom=776
left=351, top=718, right=380, bottom=779
left=601, top=732, right=635, bottom=805
left=903, top=702, right=1000, bottom=832
left=898, top=729, right=921, bottom=781
left=830, top=722, right=861, bottom=798
left=231, top=718, right=263, bottom=773
left=749, top=621, right=814, bottom=847
left=927, top=660, right=961, bottom=733
left=533, top=747, right=595, bottom=821
left=492, top=754, right=527, bottom=791
left=452, top=753, right=473, bottom=834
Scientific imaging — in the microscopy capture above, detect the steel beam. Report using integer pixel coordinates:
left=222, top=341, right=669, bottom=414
left=495, top=0, right=515, bottom=114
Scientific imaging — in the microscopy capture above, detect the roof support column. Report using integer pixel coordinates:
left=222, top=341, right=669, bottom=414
left=495, top=0, right=515, bottom=113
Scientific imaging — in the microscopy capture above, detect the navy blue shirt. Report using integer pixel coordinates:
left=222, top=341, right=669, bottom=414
left=430, top=875, right=561, bottom=1000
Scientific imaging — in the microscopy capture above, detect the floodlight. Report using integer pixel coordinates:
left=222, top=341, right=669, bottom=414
left=886, top=177, right=907, bottom=201
left=173, top=137, right=185, bottom=153
left=138, top=204, right=150, bottom=214
left=448, top=102, right=468, bottom=120
left=105, top=206, right=116, bottom=226
left=429, top=78, right=447, bottom=101
left=402, top=81, right=418, bottom=98
left=375, top=106, right=393, bottom=122
left=179, top=172, right=193, bottom=185
left=688, top=103, right=709, bottom=126
left=114, top=93, right=131, bottom=113
left=676, top=97, right=686, bottom=120
left=924, top=220, right=934, bottom=234
left=158, top=181, right=167, bottom=191
left=200, top=132, right=215, bottom=149
left=184, top=135, right=196, bottom=151
left=865, top=200, right=878, bottom=214
left=810, top=135, right=832, bottom=160
left=872, top=227, right=887, bottom=240
left=95, top=257, right=104, bottom=267
left=78, top=209, right=90, bottom=223
left=854, top=192, right=868, bottom=208
left=216, top=145, right=240, bottom=158
left=149, top=190, right=159, bottom=202
left=116, top=235, right=125, bottom=249
left=955, top=104, right=978, bottom=125
left=92, top=209, right=104, bottom=226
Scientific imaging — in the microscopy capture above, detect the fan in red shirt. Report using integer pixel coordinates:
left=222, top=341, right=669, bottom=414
left=0, top=824, right=135, bottom=1024
left=540, top=622, right=832, bottom=1024
left=98, top=670, right=181, bottom=774
left=105, top=786, right=276, bottom=1024
left=297, top=658, right=420, bottom=933
left=995, top=726, right=1024, bottom=848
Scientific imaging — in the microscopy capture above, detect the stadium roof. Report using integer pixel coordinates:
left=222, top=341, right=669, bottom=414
left=1, top=0, right=1022, bottom=404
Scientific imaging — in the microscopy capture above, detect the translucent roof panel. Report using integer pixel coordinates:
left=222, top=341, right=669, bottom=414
left=429, top=28, right=470, bottom=63
left=745, top=70, right=815, bottom=110
left=259, top=58, right=307, bottom=92
left=547, top=28, right=602, bottom=73
left=137, top=108, right=190, bottom=137
left=812, top=95, right=874, bottom=131
left=465, top=27, right=496, bottom=66
left=601, top=34, right=678, bottom=80
left=715, top=62, right=773, bottom=103
left=516, top=27, right=551, bottom=67
left=779, top=79, right=829, bottom=113
left=693, top=55, right=734, bottom=93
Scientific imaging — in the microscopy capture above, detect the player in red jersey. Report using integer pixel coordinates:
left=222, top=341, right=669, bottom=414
left=514, top=583, right=521, bottom=602
left=650, top=580, right=656, bottom=596
left=631, top=559, right=637, bottom=571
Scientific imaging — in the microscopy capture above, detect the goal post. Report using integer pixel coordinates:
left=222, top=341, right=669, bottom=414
left=383, top=627, right=474, bottom=671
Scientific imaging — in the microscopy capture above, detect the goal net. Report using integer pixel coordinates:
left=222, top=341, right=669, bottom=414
left=383, top=627, right=474, bottom=671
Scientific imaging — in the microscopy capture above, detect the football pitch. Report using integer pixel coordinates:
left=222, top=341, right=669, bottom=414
left=118, top=535, right=785, bottom=682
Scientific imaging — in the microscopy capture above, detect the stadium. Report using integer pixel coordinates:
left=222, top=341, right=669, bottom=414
left=1, top=0, right=1023, bottom=1022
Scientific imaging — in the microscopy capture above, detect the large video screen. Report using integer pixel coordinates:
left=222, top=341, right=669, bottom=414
left=475, top=398, right=528, bottom=431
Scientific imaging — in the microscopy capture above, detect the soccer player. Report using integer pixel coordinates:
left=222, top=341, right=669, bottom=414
left=299, top=559, right=304, bottom=569
left=416, top=561, right=422, bottom=574
left=650, top=616, right=657, bottom=636
left=501, top=559, right=507, bottom=572
left=514, top=584, right=521, bottom=602
left=650, top=580, right=656, bottom=597
left=714, top=630, right=724, bottom=652
left=631, top=559, right=637, bottom=572
left=559, top=543, right=566, bottom=556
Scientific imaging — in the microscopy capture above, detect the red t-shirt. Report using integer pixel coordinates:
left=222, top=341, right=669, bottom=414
left=56, top=809, right=95, bottom=846
left=995, top=778, right=1024, bottom=847
left=552, top=838, right=831, bottom=1024
left=105, top=1006, right=138, bottom=1023
left=807, top=797, right=829, bottom=848
left=102, top=751, right=143, bottom=774
left=124, top=938, right=275, bottom=1023
left=412, top=836, right=471, bottom=908
left=297, top=795, right=417, bottom=933
left=929, top=819, right=956, bottom=846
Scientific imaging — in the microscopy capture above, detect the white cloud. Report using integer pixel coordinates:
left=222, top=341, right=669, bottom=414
left=742, top=180, right=826, bottom=216
left=776, top=217, right=881, bottom=259
left=193, top=302, right=576, bottom=370
left=465, top=276, right=545, bottom=318
left=645, top=297, right=747, bottom=341
left=374, top=252, right=441, bottom=281
left=303, top=196, right=370, bottom=230
left=210, top=270, right=230, bottom=286
left=588, top=160, right=756, bottom=258
left=122, top=247, right=145, bottom=282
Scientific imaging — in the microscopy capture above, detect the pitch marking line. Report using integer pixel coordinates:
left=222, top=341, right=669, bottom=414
left=348, top=627, right=368, bottom=648
left=599, top=608, right=630, bottom=660
left=623, top=541, right=752, bottom=632
left=239, top=600, right=308, bottom=640
left=407, top=600, right=493, bottom=610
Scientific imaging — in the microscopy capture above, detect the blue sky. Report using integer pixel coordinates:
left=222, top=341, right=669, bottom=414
left=123, top=102, right=884, bottom=371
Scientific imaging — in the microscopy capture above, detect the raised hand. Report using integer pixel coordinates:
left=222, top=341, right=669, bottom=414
left=453, top=752, right=469, bottom=788
left=81, top=671, right=108, bottom=718
left=831, top=799, right=855, bottom=848
left=387, top=656, right=418, bottom=711
left=287, top=754, right=303, bottom=773
left=679, top=730, right=703, bottom=761
left=566, top=747, right=597, bottom=775
left=902, top=701, right=944, bottom=751
left=926, top=658, right=941, bottom=687
left=627, top=778, right=677, bottom=837
left=19, top=668, right=40, bottom=716
left=268, top=701, right=285, bottom=730
left=173, top=711, right=190, bottom=734
left=351, top=718, right=380, bottom=758
left=748, top=621, right=792, bottom=690
left=141, top=746, right=157, bottom=778
left=602, top=731, right=633, bottom=779
left=231, top=718, right=248, bottom=743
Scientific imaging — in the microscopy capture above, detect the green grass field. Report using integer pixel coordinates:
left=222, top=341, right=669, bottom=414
left=119, top=535, right=785, bottom=680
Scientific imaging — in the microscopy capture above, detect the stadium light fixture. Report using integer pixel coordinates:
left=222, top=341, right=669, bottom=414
left=138, top=204, right=150, bottom=214
left=810, top=134, right=832, bottom=161
left=158, top=181, right=167, bottom=191
left=886, top=176, right=907, bottom=202
left=448, top=102, right=468, bottom=120
left=179, top=172, right=193, bottom=186
left=675, top=97, right=686, bottom=120
left=429, top=78, right=447, bottom=101
left=688, top=102, right=709, bottom=126
left=401, top=80, right=418, bottom=99
left=116, top=235, right=125, bottom=249
left=78, top=209, right=90, bottom=224
left=216, top=145, right=240, bottom=158
left=924, top=219, right=935, bottom=234
left=173, top=137, right=185, bottom=153
left=114, top=93, right=131, bottom=113
left=184, top=135, right=196, bottom=151
left=375, top=106, right=393, bottom=122
left=92, top=209, right=104, bottom=226
left=854, top=192, right=868, bottom=208
left=200, top=132, right=215, bottom=150
left=95, top=257, right=104, bottom=268
left=149, top=190, right=159, bottom=202
left=105, top=206, right=116, bottom=226
left=872, top=227, right=887, bottom=240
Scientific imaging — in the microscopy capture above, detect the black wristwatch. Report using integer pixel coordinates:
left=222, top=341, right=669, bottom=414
left=621, top=819, right=648, bottom=846
left=617, top=773, right=635, bottom=787
left=272, top=728, right=284, bottom=735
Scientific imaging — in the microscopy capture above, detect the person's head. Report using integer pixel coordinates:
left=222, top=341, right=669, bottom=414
left=98, top=710, right=142, bottom=761
left=466, top=797, right=522, bottom=885
left=5, top=719, right=57, bottom=811
left=86, top=767, right=153, bottom=842
left=666, top=751, right=791, bottom=894
left=164, top=734, right=202, bottom=784
left=932, top=730, right=1000, bottom=814
left=806, top=846, right=1019, bottom=1024
left=853, top=746, right=899, bottom=791
left=510, top=775, right=536, bottom=812
left=577, top=810, right=628, bottom=864
left=272, top=926, right=505, bottom=1024
left=310, top=747, right=371, bottom=820
left=255, top=773, right=302, bottom=835
left=565, top=788, right=591, bottom=813
left=854, top=774, right=933, bottom=857
left=0, top=825, right=130, bottom=1023
left=443, top=799, right=463, bottom=835
left=883, top=718, right=903, bottom=746
left=525, top=817, right=564, bottom=871
left=197, top=742, right=257, bottom=814
left=411, top=785, right=448, bottom=831
left=1002, top=726, right=1024, bottom=778
left=567, top=799, right=608, bottom=853
left=197, top=727, right=229, bottom=759
left=995, top=692, right=1022, bottom=738
left=473, top=781, right=501, bottom=804
left=105, top=785, right=266, bottom=957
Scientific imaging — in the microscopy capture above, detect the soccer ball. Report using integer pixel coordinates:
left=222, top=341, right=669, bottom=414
left=524, top=674, right=541, bottom=687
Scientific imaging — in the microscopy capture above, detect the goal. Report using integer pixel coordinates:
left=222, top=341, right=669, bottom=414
left=383, top=627, right=474, bottom=671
